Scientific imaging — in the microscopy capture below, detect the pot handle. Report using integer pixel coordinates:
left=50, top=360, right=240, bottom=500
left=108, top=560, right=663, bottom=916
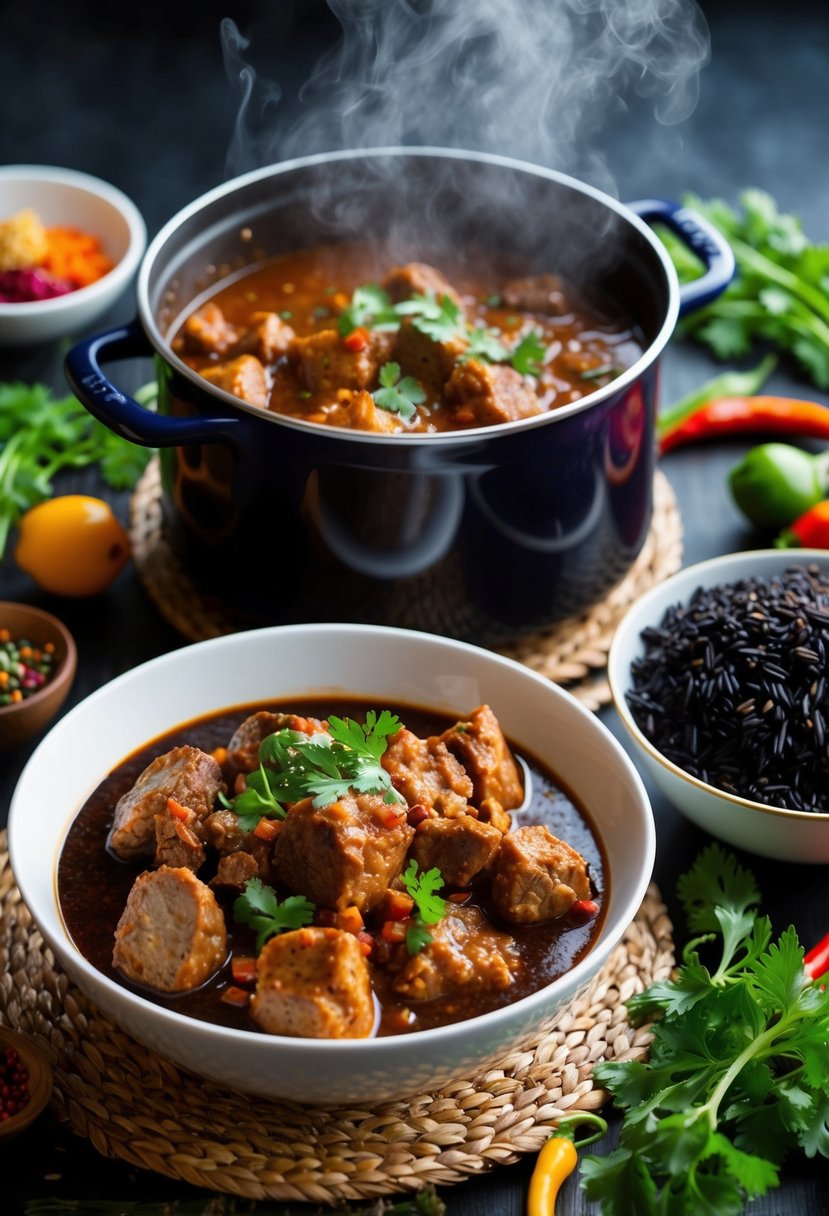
left=65, top=320, right=243, bottom=448
left=626, top=199, right=735, bottom=317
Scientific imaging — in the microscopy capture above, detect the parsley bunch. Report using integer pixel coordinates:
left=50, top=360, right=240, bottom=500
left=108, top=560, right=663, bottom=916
left=581, top=844, right=829, bottom=1214
left=0, top=380, right=154, bottom=559
left=233, top=876, right=315, bottom=951
left=224, top=711, right=405, bottom=830
left=400, top=859, right=446, bottom=954
left=663, top=189, right=829, bottom=387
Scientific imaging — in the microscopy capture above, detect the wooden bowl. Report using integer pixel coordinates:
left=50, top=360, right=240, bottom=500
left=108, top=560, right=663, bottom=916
left=0, top=1025, right=53, bottom=1138
left=0, top=602, right=77, bottom=748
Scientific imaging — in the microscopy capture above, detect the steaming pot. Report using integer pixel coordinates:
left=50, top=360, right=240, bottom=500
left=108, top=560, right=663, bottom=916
left=66, top=149, right=732, bottom=644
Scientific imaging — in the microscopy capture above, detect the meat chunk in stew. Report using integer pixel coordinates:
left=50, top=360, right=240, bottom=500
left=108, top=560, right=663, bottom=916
left=210, top=850, right=260, bottom=892
left=444, top=359, right=541, bottom=426
left=393, top=317, right=468, bottom=395
left=201, top=354, right=269, bottom=409
left=382, top=261, right=462, bottom=307
left=273, top=792, right=414, bottom=913
left=382, top=728, right=473, bottom=818
left=176, top=302, right=238, bottom=355
left=112, top=865, right=227, bottom=993
left=202, top=809, right=277, bottom=882
left=441, top=704, right=524, bottom=811
left=340, top=389, right=403, bottom=433
left=251, top=925, right=375, bottom=1038
left=154, top=799, right=206, bottom=872
left=226, top=710, right=325, bottom=773
left=408, top=815, right=502, bottom=888
left=290, top=328, right=394, bottom=394
left=491, top=825, right=590, bottom=925
left=391, top=904, right=520, bottom=1002
left=235, top=311, right=296, bottom=362
left=107, top=745, right=223, bottom=861
left=502, top=274, right=568, bottom=316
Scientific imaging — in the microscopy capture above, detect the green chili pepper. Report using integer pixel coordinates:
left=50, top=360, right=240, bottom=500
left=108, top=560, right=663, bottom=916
left=728, top=442, right=829, bottom=528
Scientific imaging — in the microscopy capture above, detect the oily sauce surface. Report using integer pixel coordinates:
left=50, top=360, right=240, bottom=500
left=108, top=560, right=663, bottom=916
left=57, top=699, right=606, bottom=1037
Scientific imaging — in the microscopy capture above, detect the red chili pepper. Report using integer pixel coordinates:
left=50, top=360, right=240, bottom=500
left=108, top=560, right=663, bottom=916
left=775, top=499, right=829, bottom=548
left=804, top=932, right=829, bottom=982
left=658, top=396, right=829, bottom=454
left=342, top=326, right=369, bottom=352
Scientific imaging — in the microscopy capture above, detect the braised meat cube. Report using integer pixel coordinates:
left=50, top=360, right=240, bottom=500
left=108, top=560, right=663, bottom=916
left=273, top=792, right=414, bottom=913
left=343, top=389, right=403, bottom=433
left=393, top=317, right=467, bottom=395
left=175, top=302, right=238, bottom=355
left=210, top=850, right=260, bottom=891
left=382, top=728, right=473, bottom=818
left=112, top=865, right=227, bottom=993
left=502, top=274, right=568, bottom=315
left=444, top=359, right=541, bottom=427
left=290, top=328, right=393, bottom=394
left=154, top=800, right=206, bottom=872
left=235, top=311, right=296, bottom=362
left=107, top=746, right=223, bottom=861
left=391, top=904, right=520, bottom=1002
left=202, top=810, right=277, bottom=882
left=408, top=815, right=502, bottom=888
left=491, top=826, right=590, bottom=925
left=226, top=710, right=325, bottom=773
left=442, top=704, right=524, bottom=811
left=382, top=262, right=462, bottom=308
left=201, top=354, right=269, bottom=409
left=251, top=926, right=375, bottom=1039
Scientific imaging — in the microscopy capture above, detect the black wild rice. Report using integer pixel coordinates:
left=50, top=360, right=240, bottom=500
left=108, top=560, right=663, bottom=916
left=626, top=563, right=829, bottom=813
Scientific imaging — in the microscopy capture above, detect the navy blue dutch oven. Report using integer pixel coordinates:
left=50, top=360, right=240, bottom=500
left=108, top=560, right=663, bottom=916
left=65, top=148, right=733, bottom=644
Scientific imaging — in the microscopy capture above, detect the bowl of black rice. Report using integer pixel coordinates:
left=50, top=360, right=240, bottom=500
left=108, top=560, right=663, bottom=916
left=607, top=549, right=829, bottom=863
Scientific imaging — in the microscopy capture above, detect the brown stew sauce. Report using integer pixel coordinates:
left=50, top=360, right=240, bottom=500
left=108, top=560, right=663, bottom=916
left=57, top=699, right=606, bottom=1037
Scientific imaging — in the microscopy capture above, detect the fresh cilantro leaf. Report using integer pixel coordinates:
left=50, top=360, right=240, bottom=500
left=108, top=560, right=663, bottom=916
left=233, top=877, right=315, bottom=952
left=406, top=294, right=465, bottom=344
left=338, top=283, right=399, bottom=335
left=405, top=920, right=435, bottom=955
left=372, top=363, right=426, bottom=421
left=509, top=330, right=546, bottom=376
left=401, top=860, right=445, bottom=925
left=464, top=326, right=508, bottom=363
left=230, top=762, right=288, bottom=830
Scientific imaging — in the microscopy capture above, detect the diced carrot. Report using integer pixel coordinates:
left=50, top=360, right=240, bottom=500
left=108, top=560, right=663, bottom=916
left=166, top=797, right=190, bottom=821
left=380, top=918, right=409, bottom=943
left=336, top=905, right=365, bottom=936
left=173, top=820, right=199, bottom=847
left=234, top=773, right=247, bottom=795
left=231, top=956, right=258, bottom=985
left=253, top=817, right=281, bottom=842
left=212, top=746, right=228, bottom=765
left=379, top=807, right=405, bottom=829
left=342, top=326, right=369, bottom=352
left=42, top=225, right=114, bottom=288
left=220, top=985, right=251, bottom=1008
left=381, top=890, right=415, bottom=921
left=357, top=930, right=375, bottom=957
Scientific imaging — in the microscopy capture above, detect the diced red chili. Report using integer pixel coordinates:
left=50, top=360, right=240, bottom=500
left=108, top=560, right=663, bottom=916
left=342, top=326, right=369, bottom=352
left=220, top=985, right=251, bottom=1008
left=231, top=956, right=258, bottom=986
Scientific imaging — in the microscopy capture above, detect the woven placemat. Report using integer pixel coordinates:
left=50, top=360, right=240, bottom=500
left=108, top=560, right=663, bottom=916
left=0, top=833, right=673, bottom=1202
left=130, top=462, right=682, bottom=711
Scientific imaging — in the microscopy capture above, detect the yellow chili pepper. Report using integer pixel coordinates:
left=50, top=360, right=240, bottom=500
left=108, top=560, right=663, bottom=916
left=527, top=1112, right=608, bottom=1216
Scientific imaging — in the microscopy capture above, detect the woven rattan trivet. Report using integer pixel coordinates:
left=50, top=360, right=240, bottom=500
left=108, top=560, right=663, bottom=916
left=130, top=462, right=682, bottom=711
left=0, top=834, right=673, bottom=1203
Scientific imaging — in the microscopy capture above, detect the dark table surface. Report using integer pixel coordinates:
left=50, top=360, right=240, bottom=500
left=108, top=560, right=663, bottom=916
left=2, top=1, right=828, bottom=1212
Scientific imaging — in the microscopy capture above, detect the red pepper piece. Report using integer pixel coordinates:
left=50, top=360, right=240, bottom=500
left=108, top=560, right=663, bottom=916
left=342, top=326, right=369, bottom=352
left=659, top=396, right=829, bottom=454
left=231, top=956, right=258, bottom=985
left=775, top=500, right=829, bottom=549
left=220, top=985, right=251, bottom=1008
left=804, top=932, right=829, bottom=981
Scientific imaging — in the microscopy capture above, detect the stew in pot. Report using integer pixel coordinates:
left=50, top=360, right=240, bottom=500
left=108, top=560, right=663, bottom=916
left=58, top=698, right=606, bottom=1039
left=171, top=243, right=642, bottom=433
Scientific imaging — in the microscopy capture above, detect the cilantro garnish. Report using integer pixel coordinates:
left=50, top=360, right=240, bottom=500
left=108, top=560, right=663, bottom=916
left=372, top=363, right=426, bottom=422
left=581, top=843, right=829, bottom=1213
left=218, top=761, right=288, bottom=831
left=509, top=330, right=547, bottom=376
left=464, top=326, right=508, bottom=363
left=401, top=859, right=446, bottom=955
left=233, top=877, right=315, bottom=951
left=338, top=284, right=399, bottom=336
left=397, top=293, right=466, bottom=345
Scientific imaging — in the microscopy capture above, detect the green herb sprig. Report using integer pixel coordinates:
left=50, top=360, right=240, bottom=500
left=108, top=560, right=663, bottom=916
left=662, top=189, right=829, bottom=387
left=233, top=876, right=315, bottom=951
left=372, top=362, right=426, bottom=421
left=581, top=843, right=829, bottom=1214
left=0, top=381, right=155, bottom=559
left=400, top=859, right=446, bottom=955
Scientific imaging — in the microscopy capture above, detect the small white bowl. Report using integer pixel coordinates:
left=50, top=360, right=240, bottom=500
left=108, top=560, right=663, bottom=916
left=0, top=165, right=146, bottom=345
left=608, top=549, right=829, bottom=864
left=8, top=623, right=654, bottom=1104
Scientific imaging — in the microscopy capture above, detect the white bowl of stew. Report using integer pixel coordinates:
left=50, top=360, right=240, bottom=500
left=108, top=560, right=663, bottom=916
left=9, top=623, right=654, bottom=1104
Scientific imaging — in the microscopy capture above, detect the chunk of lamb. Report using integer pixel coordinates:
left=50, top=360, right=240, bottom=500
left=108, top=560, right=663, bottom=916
left=273, top=792, right=414, bottom=913
left=235, top=311, right=296, bottom=362
left=491, top=825, right=590, bottom=925
left=391, top=904, right=520, bottom=1002
left=444, top=359, right=541, bottom=427
left=202, top=809, right=277, bottom=882
left=175, top=302, right=238, bottom=355
left=290, top=328, right=394, bottom=394
left=227, top=711, right=326, bottom=773
left=112, top=865, right=227, bottom=993
left=342, top=389, right=403, bottom=433
left=201, top=354, right=269, bottom=409
left=107, top=745, right=223, bottom=861
left=441, top=704, right=524, bottom=811
left=251, top=926, right=375, bottom=1039
left=382, top=262, right=462, bottom=308
left=408, top=815, right=502, bottom=888
left=382, top=728, right=473, bottom=818
left=393, top=317, right=467, bottom=395
left=210, top=850, right=260, bottom=892
left=502, top=273, right=568, bottom=315
left=154, top=800, right=206, bottom=872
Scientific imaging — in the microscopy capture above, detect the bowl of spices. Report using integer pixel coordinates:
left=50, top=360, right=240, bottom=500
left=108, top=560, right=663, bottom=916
left=0, top=602, right=77, bottom=748
left=0, top=165, right=146, bottom=345
left=608, top=550, right=829, bottom=863
left=0, top=1025, right=53, bottom=1138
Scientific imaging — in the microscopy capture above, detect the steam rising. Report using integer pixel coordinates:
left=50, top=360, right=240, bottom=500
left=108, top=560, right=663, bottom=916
left=222, top=0, right=710, bottom=189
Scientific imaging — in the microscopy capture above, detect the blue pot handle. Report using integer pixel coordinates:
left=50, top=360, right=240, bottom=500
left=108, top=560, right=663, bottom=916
left=626, top=198, right=735, bottom=317
left=65, top=319, right=243, bottom=448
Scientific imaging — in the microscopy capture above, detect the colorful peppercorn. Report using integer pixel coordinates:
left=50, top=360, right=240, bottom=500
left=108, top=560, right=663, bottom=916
left=0, top=1045, right=30, bottom=1121
left=0, top=630, right=55, bottom=706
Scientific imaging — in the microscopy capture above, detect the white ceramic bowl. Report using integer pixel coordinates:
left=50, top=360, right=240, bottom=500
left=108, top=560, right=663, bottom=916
left=0, top=165, right=146, bottom=345
left=8, top=624, right=654, bottom=1104
left=608, top=549, right=829, bottom=864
